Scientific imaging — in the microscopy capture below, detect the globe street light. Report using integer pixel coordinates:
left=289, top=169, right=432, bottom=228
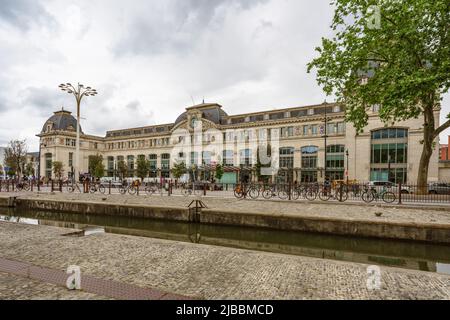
left=59, top=83, right=97, bottom=182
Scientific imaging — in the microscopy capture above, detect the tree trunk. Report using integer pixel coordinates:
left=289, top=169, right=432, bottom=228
left=417, top=101, right=436, bottom=194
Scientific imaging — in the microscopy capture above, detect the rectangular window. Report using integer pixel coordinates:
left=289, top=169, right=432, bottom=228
left=311, top=125, right=318, bottom=135
left=303, top=125, right=309, bottom=136
left=68, top=153, right=73, bottom=167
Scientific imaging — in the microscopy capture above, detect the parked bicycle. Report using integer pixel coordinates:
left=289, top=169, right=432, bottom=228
left=361, top=185, right=396, bottom=203
left=67, top=183, right=82, bottom=193
left=15, top=181, right=31, bottom=192
left=234, top=184, right=260, bottom=199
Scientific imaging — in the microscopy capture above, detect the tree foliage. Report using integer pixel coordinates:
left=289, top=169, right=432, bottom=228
left=4, top=140, right=27, bottom=177
left=136, top=157, right=150, bottom=180
left=307, top=0, right=450, bottom=185
left=52, top=161, right=64, bottom=179
left=117, top=160, right=128, bottom=180
left=215, top=163, right=224, bottom=181
left=172, top=161, right=187, bottom=179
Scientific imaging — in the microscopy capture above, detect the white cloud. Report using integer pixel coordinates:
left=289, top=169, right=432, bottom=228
left=0, top=0, right=448, bottom=151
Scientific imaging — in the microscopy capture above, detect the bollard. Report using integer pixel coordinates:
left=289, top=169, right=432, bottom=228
left=109, top=181, right=111, bottom=195
left=398, top=183, right=402, bottom=204
left=59, top=180, right=63, bottom=192
left=31, top=181, right=33, bottom=192
left=339, top=182, right=343, bottom=202
left=203, top=183, right=207, bottom=196
left=37, top=179, right=40, bottom=192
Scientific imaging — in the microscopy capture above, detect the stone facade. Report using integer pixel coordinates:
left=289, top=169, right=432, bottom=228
left=36, top=102, right=441, bottom=184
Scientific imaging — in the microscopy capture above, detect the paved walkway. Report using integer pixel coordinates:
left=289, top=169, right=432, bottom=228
left=0, top=221, right=449, bottom=300
left=0, top=271, right=110, bottom=300
left=2, top=192, right=450, bottom=226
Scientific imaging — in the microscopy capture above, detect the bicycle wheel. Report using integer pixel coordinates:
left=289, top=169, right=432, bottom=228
left=248, top=187, right=260, bottom=199
left=262, top=189, right=273, bottom=199
left=361, top=191, right=374, bottom=203
left=335, top=190, right=348, bottom=202
left=119, top=186, right=126, bottom=195
left=305, top=188, right=317, bottom=201
left=278, top=189, right=288, bottom=200
left=89, top=186, right=97, bottom=194
left=234, top=186, right=244, bottom=199
left=319, top=190, right=331, bottom=201
left=23, top=184, right=30, bottom=191
left=291, top=189, right=300, bottom=200
left=99, top=185, right=106, bottom=194
left=382, top=191, right=396, bottom=203
left=145, top=186, right=155, bottom=196
left=128, top=186, right=137, bottom=195
left=67, top=185, right=75, bottom=193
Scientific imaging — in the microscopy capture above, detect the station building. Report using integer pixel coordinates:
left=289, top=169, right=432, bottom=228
left=37, top=102, right=441, bottom=184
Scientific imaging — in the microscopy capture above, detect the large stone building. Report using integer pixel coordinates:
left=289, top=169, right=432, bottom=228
left=37, top=102, right=441, bottom=184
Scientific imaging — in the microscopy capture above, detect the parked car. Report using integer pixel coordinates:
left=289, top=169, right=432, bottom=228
left=427, top=183, right=450, bottom=195
left=368, top=181, right=412, bottom=194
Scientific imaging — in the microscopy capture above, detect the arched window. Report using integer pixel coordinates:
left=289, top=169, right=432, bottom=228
left=45, top=153, right=52, bottom=178
left=161, top=154, right=171, bottom=178
left=127, top=155, right=135, bottom=177
left=301, top=146, right=318, bottom=183
left=149, top=154, right=157, bottom=177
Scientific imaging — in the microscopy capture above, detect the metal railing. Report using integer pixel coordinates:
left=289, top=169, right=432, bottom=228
left=1, top=178, right=450, bottom=205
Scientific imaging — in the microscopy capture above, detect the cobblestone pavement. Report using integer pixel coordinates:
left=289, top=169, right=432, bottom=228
left=0, top=271, right=111, bottom=300
left=0, top=221, right=449, bottom=300
left=2, top=192, right=450, bottom=226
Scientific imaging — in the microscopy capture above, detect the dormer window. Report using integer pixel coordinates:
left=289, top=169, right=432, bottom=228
left=307, top=109, right=314, bottom=116
left=333, top=106, right=341, bottom=113
left=284, top=112, right=290, bottom=118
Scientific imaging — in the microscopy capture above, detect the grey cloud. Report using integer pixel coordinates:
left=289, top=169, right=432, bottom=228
left=19, top=87, right=68, bottom=116
left=126, top=100, right=140, bottom=111
left=0, top=0, right=56, bottom=31
left=113, top=0, right=269, bottom=56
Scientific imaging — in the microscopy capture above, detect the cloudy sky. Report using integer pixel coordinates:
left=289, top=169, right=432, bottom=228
left=0, top=0, right=448, bottom=151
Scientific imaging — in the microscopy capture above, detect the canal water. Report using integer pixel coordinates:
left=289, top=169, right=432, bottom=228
left=1, top=207, right=450, bottom=275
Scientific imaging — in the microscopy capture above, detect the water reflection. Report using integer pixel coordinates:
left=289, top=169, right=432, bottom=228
left=1, top=208, right=450, bottom=275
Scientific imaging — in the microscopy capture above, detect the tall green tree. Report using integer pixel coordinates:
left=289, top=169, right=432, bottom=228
left=307, top=0, right=450, bottom=187
left=52, top=161, right=64, bottom=180
left=4, top=140, right=27, bottom=177
left=117, top=160, right=128, bottom=180
left=215, top=163, right=224, bottom=181
left=136, top=157, right=150, bottom=180
left=25, top=162, right=35, bottom=177
left=172, top=161, right=187, bottom=179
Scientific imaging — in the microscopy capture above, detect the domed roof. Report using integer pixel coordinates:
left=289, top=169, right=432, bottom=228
left=42, top=109, right=82, bottom=133
left=175, top=112, right=188, bottom=125
left=174, top=103, right=228, bottom=125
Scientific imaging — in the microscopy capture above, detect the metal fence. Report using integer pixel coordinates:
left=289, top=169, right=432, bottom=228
left=1, top=179, right=450, bottom=205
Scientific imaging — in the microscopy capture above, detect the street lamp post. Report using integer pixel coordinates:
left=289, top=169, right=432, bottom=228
left=346, top=149, right=349, bottom=185
left=323, top=101, right=329, bottom=181
left=59, top=83, right=97, bottom=182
